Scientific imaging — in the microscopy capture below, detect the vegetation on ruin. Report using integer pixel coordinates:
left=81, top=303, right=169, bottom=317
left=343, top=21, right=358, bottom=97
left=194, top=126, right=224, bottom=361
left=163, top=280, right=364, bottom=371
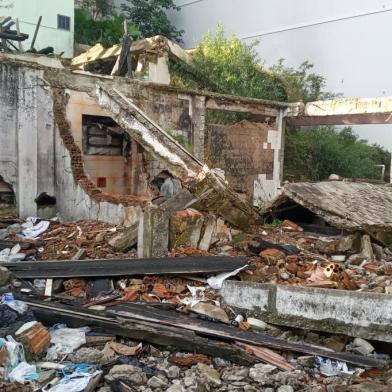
left=170, top=27, right=391, bottom=182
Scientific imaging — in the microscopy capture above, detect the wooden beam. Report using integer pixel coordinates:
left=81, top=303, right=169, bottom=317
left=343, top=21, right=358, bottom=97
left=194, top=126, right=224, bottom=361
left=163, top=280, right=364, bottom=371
left=2, top=256, right=248, bottom=279
left=287, top=112, right=392, bottom=126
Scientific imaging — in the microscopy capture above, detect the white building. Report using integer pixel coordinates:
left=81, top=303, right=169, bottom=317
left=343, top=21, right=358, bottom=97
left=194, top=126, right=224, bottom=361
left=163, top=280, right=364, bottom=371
left=169, top=0, right=392, bottom=147
left=0, top=0, right=74, bottom=58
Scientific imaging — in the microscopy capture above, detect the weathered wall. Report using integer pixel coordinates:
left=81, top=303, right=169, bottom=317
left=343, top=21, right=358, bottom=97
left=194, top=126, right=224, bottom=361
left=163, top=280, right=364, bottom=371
left=0, top=61, right=141, bottom=223
left=65, top=90, right=150, bottom=196
left=206, top=120, right=277, bottom=204
left=0, top=64, right=55, bottom=217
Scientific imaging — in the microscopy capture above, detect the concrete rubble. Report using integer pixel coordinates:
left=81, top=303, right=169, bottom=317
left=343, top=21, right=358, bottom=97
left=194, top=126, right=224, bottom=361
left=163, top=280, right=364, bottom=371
left=2, top=38, right=392, bottom=392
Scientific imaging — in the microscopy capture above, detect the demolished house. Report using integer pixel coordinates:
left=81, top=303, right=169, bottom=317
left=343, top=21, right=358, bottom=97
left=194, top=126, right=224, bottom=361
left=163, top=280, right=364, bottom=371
left=2, top=37, right=392, bottom=391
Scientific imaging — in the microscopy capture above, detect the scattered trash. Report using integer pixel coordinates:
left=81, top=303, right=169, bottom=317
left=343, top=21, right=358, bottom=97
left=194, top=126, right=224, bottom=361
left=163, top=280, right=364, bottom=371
left=317, top=357, right=355, bottom=376
left=207, top=265, right=247, bottom=289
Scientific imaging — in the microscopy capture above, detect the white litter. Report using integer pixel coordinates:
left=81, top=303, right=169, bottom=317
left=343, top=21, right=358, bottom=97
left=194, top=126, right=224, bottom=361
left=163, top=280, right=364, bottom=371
left=8, top=362, right=37, bottom=384
left=181, top=286, right=206, bottom=307
left=48, top=370, right=101, bottom=392
left=317, top=357, right=355, bottom=376
left=47, top=326, right=87, bottom=359
left=207, top=265, right=247, bottom=290
left=21, top=220, right=50, bottom=239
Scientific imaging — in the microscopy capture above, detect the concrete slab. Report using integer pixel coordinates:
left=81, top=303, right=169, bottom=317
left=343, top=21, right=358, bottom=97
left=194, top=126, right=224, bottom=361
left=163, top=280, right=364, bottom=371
left=221, top=281, right=392, bottom=342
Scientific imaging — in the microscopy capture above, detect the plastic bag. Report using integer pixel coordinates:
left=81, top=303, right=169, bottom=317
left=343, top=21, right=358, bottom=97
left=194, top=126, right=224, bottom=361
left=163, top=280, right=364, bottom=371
left=8, top=362, right=37, bottom=384
left=48, top=326, right=87, bottom=359
left=48, top=368, right=102, bottom=392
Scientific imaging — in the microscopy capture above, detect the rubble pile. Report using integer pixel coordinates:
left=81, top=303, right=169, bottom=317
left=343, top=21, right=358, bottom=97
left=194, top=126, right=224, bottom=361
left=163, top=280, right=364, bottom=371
left=1, top=214, right=392, bottom=390
left=0, top=296, right=391, bottom=392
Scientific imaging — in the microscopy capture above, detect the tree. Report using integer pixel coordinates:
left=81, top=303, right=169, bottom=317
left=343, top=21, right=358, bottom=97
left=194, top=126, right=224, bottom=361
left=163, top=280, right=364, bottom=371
left=75, top=9, right=140, bottom=47
left=76, top=0, right=115, bottom=20
left=120, top=0, right=183, bottom=42
left=284, top=127, right=391, bottom=182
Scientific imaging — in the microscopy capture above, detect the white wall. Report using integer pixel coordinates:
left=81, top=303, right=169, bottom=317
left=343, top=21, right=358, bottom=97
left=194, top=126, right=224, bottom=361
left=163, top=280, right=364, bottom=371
left=169, top=0, right=392, bottom=147
left=0, top=0, right=74, bottom=58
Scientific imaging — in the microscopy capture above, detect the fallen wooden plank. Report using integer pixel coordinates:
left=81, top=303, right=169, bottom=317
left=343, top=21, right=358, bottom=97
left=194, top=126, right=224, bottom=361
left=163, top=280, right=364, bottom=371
left=21, top=298, right=257, bottom=366
left=236, top=342, right=295, bottom=371
left=106, top=303, right=387, bottom=369
left=2, top=256, right=248, bottom=278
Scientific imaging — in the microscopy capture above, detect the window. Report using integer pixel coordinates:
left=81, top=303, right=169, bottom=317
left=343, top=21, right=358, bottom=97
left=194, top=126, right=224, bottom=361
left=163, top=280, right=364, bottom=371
left=82, top=115, right=129, bottom=156
left=57, top=15, right=70, bottom=31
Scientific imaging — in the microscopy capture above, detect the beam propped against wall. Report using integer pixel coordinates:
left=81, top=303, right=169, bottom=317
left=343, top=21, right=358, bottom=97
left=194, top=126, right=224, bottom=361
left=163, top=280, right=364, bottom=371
left=95, top=85, right=261, bottom=229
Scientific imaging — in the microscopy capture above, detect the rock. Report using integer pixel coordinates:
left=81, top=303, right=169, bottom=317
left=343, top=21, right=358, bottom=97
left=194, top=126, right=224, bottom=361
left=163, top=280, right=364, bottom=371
left=323, top=336, right=346, bottom=352
left=196, top=363, right=221, bottom=386
left=166, top=366, right=181, bottom=379
left=247, top=317, right=268, bottom=331
left=273, top=370, right=305, bottom=385
left=277, top=387, right=294, bottom=392
left=68, top=347, right=105, bottom=364
left=108, top=223, right=138, bottom=251
left=349, top=337, right=375, bottom=356
left=106, top=364, right=148, bottom=385
left=0, top=266, right=10, bottom=286
left=360, top=235, right=375, bottom=262
left=296, top=356, right=315, bottom=367
left=222, top=366, right=249, bottom=381
left=249, top=364, right=277, bottom=383
left=169, top=209, right=204, bottom=249
left=286, top=262, right=298, bottom=274
left=212, top=357, right=232, bottom=368
left=147, top=375, right=168, bottom=389
left=372, top=243, right=385, bottom=260
left=37, top=369, right=56, bottom=386
left=191, top=302, right=229, bottom=323
left=166, top=385, right=184, bottom=392
left=72, top=248, right=87, bottom=260
left=183, top=377, right=195, bottom=387
left=260, top=248, right=286, bottom=264
left=198, top=215, right=217, bottom=251
left=280, top=272, right=290, bottom=280
left=214, top=218, right=232, bottom=245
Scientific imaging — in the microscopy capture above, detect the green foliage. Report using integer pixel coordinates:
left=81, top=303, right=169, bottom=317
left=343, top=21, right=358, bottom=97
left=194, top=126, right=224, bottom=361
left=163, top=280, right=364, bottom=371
left=77, top=0, right=115, bottom=20
left=75, top=9, right=140, bottom=47
left=284, top=127, right=391, bottom=181
left=170, top=26, right=287, bottom=102
left=165, top=129, right=193, bottom=152
left=271, top=60, right=335, bottom=103
left=120, top=0, right=183, bottom=42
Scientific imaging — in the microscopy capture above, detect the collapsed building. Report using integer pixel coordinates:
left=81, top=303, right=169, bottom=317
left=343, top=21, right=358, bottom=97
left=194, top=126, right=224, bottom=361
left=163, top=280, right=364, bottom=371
left=3, top=36, right=392, bottom=391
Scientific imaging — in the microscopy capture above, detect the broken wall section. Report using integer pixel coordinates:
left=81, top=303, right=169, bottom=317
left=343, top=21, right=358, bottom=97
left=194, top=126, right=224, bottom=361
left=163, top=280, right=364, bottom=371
left=0, top=61, right=142, bottom=224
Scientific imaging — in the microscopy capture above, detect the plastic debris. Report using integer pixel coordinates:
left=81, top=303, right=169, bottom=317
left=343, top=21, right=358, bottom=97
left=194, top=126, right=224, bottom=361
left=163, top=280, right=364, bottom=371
left=317, top=356, right=355, bottom=376
left=207, top=265, right=247, bottom=289
left=47, top=325, right=88, bottom=359
left=8, top=361, right=37, bottom=384
left=21, top=220, right=50, bottom=239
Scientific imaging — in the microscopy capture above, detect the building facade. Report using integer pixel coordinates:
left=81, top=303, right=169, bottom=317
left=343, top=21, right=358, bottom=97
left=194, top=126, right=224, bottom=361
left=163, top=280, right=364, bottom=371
left=169, top=0, right=392, bottom=147
left=0, top=0, right=74, bottom=57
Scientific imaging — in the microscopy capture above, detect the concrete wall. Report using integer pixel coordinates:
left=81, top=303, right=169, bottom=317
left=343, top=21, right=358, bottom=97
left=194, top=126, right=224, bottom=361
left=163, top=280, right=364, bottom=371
left=65, top=90, right=146, bottom=196
left=221, top=280, right=392, bottom=343
left=169, top=0, right=392, bottom=147
left=1, top=0, right=74, bottom=58
left=0, top=61, right=139, bottom=224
